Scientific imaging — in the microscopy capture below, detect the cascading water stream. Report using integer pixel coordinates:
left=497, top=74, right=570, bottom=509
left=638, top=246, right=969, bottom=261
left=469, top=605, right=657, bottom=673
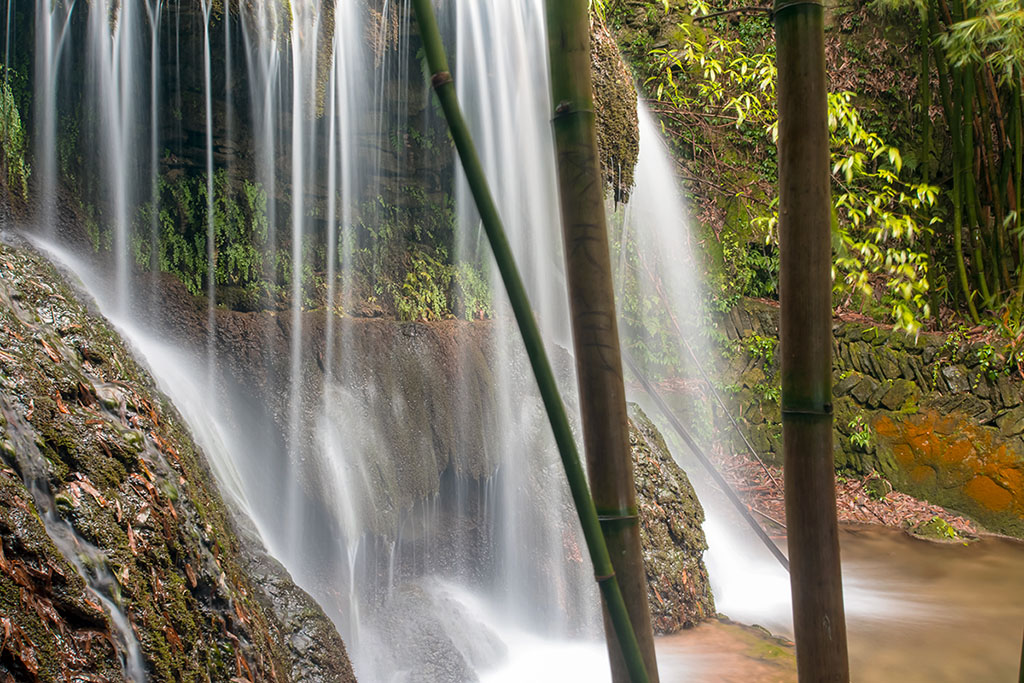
left=200, top=0, right=217, bottom=381
left=0, top=392, right=148, bottom=682
left=21, top=0, right=851, bottom=679
left=33, top=0, right=75, bottom=240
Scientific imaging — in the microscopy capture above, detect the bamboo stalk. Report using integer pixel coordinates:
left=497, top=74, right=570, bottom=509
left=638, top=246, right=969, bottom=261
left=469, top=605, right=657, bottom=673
left=931, top=24, right=980, bottom=322
left=774, top=0, right=851, bottom=680
left=962, top=70, right=995, bottom=303
left=948, top=63, right=982, bottom=322
left=1018, top=626, right=1023, bottom=683
left=919, top=11, right=941, bottom=319
left=408, top=2, right=649, bottom=682
left=544, top=3, right=659, bottom=681
left=1013, top=83, right=1023, bottom=305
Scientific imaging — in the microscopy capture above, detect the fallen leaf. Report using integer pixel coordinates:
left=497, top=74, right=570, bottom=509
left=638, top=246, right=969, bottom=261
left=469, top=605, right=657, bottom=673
left=126, top=523, right=137, bottom=555
left=39, top=339, right=61, bottom=363
left=54, top=391, right=69, bottom=415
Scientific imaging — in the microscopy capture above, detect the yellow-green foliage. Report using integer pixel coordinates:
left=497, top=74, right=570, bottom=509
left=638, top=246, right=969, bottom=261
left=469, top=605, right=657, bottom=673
left=645, top=6, right=939, bottom=334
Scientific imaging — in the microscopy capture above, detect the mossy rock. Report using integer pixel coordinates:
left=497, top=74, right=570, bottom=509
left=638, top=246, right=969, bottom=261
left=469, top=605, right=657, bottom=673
left=630, top=404, right=715, bottom=633
left=0, top=240, right=356, bottom=682
left=591, top=14, right=640, bottom=202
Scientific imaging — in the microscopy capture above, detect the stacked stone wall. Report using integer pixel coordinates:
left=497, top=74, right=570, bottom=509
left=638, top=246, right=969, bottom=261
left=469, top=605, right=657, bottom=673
left=719, top=299, right=1024, bottom=537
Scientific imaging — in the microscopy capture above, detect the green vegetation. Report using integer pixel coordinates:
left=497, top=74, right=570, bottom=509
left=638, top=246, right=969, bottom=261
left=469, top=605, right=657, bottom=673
left=0, top=71, right=30, bottom=201
left=107, top=166, right=496, bottom=320
left=848, top=415, right=873, bottom=450
left=912, top=515, right=960, bottom=539
left=132, top=168, right=270, bottom=301
left=642, top=2, right=939, bottom=334
left=607, top=0, right=1024, bottom=357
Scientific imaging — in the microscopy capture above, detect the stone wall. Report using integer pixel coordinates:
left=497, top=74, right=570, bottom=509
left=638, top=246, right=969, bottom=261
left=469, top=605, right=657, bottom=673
left=720, top=299, right=1024, bottom=537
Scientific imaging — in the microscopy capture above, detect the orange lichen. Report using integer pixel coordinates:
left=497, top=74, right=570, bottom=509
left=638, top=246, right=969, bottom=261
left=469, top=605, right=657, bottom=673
left=909, top=465, right=936, bottom=486
left=939, top=438, right=975, bottom=466
left=964, top=475, right=1013, bottom=512
left=872, top=415, right=899, bottom=438
left=893, top=444, right=915, bottom=467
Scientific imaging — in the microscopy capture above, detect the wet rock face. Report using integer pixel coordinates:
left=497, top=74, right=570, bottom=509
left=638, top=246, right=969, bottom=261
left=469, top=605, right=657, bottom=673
left=0, top=471, right=124, bottom=682
left=370, top=581, right=507, bottom=683
left=0, top=239, right=355, bottom=682
left=630, top=405, right=714, bottom=633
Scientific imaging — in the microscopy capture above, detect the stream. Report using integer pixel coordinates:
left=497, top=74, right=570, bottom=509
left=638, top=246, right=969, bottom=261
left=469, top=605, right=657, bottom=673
left=487, top=524, right=1024, bottom=681
left=659, top=525, right=1024, bottom=681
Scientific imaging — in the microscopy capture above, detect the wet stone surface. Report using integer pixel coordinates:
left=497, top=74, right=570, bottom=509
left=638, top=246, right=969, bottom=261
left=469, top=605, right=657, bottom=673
left=0, top=238, right=356, bottom=682
left=631, top=405, right=715, bottom=633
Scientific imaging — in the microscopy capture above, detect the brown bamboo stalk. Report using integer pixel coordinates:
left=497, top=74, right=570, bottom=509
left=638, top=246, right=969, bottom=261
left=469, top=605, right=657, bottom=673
left=545, top=2, right=659, bottom=681
left=774, top=0, right=851, bottom=679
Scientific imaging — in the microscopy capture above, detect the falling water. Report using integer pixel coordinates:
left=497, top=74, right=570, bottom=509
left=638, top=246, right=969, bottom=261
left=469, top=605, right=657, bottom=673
left=144, top=0, right=163, bottom=289
left=16, top=0, right=801, bottom=679
left=87, top=0, right=144, bottom=313
left=609, top=107, right=796, bottom=629
left=32, top=0, right=74, bottom=238
left=200, top=0, right=217, bottom=380
left=0, top=399, right=148, bottom=682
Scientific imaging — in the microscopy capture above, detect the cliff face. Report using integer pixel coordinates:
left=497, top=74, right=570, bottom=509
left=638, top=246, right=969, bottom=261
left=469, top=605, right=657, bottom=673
left=0, top=237, right=356, bottom=682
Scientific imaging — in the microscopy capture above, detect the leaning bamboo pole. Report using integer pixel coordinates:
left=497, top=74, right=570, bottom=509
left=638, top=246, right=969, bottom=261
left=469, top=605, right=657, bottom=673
left=408, top=2, right=649, bottom=681
left=544, top=2, right=659, bottom=682
left=774, top=0, right=851, bottom=680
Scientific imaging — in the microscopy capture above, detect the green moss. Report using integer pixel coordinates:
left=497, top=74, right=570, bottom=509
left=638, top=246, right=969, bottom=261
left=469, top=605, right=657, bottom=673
left=911, top=515, right=960, bottom=541
left=0, top=74, right=30, bottom=201
left=591, top=16, right=640, bottom=202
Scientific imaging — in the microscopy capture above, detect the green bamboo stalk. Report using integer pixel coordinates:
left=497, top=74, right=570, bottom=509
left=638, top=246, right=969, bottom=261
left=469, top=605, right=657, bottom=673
left=919, top=11, right=940, bottom=318
left=962, top=70, right=995, bottom=303
left=974, top=71, right=1012, bottom=294
left=948, top=63, right=982, bottom=322
left=1013, top=84, right=1023, bottom=305
left=408, top=2, right=649, bottom=682
left=774, top=0, right=851, bottom=680
left=931, top=23, right=980, bottom=322
left=544, top=2, right=659, bottom=682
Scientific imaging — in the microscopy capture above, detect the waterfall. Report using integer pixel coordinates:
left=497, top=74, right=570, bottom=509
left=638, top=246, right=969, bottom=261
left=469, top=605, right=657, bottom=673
left=22, top=0, right=760, bottom=679
left=32, top=0, right=74, bottom=241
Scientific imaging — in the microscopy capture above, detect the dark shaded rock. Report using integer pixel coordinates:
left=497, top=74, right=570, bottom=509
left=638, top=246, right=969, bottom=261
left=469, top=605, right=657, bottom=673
left=876, top=348, right=901, bottom=379
left=833, top=372, right=861, bottom=397
left=972, top=374, right=993, bottom=401
left=898, top=354, right=916, bottom=382
left=867, top=380, right=891, bottom=408
left=941, top=365, right=970, bottom=393
left=997, top=376, right=1022, bottom=408
left=880, top=379, right=919, bottom=412
left=630, top=405, right=714, bottom=634
left=850, top=375, right=879, bottom=404
left=998, top=406, right=1024, bottom=438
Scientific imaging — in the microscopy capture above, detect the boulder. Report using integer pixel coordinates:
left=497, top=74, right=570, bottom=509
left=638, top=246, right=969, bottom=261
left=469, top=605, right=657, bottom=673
left=630, top=405, right=714, bottom=634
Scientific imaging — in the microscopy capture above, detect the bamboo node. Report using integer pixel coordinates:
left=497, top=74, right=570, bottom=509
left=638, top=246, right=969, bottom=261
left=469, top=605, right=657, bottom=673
left=780, top=403, right=833, bottom=416
left=430, top=71, right=453, bottom=89
left=773, top=0, right=822, bottom=12
left=597, top=512, right=639, bottom=525
left=552, top=101, right=595, bottom=121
